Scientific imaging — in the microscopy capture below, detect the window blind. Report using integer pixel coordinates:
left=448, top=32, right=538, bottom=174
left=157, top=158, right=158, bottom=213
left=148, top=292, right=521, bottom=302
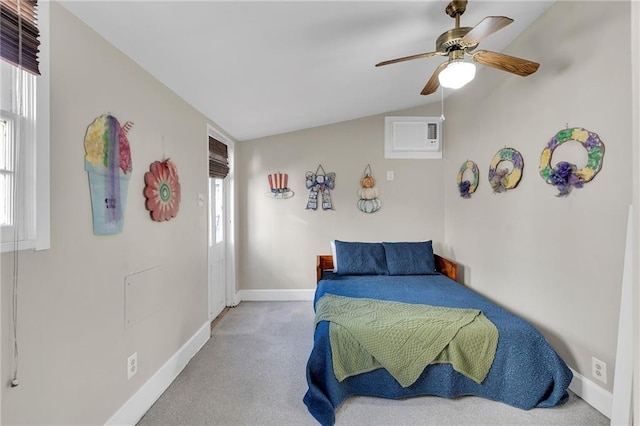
left=209, top=136, right=229, bottom=179
left=0, top=0, right=40, bottom=75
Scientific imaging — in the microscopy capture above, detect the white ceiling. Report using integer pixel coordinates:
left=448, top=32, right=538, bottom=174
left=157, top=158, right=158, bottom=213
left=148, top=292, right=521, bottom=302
left=59, top=1, right=554, bottom=141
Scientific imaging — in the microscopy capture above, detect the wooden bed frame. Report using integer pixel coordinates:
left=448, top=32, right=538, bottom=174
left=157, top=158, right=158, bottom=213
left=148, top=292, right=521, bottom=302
left=316, top=254, right=459, bottom=284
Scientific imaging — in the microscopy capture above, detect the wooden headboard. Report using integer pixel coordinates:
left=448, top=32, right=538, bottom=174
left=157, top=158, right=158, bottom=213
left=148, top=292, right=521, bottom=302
left=316, top=254, right=459, bottom=283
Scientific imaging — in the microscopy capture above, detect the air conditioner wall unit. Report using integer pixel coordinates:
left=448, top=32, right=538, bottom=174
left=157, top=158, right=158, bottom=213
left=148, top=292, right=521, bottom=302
left=384, top=116, right=442, bottom=159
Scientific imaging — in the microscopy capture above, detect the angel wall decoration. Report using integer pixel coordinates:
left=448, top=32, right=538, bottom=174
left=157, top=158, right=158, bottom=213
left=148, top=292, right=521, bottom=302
left=305, top=165, right=335, bottom=210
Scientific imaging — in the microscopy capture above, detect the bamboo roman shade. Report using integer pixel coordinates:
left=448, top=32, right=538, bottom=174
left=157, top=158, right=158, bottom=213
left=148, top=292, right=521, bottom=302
left=0, top=0, right=40, bottom=75
left=209, top=136, right=229, bottom=179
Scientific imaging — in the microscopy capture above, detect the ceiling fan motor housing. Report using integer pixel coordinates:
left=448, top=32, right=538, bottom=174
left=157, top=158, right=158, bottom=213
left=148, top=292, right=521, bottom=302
left=436, top=27, right=478, bottom=53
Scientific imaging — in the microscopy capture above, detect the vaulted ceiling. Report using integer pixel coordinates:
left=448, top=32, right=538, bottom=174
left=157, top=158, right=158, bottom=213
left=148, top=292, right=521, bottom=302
left=60, top=1, right=554, bottom=141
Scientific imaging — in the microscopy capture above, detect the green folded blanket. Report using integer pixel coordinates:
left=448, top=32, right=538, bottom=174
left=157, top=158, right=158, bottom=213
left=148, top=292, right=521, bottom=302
left=315, top=294, right=499, bottom=387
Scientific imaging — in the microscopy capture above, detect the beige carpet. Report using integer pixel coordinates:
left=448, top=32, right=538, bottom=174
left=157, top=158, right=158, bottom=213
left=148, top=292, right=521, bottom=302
left=137, top=301, right=609, bottom=426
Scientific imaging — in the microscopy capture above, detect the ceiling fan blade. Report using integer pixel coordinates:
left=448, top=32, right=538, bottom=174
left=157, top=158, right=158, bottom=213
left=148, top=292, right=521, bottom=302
left=421, top=61, right=449, bottom=95
left=471, top=50, right=540, bottom=76
left=461, top=16, right=513, bottom=46
left=375, top=51, right=440, bottom=67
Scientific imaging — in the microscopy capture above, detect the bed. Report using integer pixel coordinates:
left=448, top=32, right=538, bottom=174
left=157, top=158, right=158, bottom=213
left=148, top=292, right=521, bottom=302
left=303, top=241, right=573, bottom=426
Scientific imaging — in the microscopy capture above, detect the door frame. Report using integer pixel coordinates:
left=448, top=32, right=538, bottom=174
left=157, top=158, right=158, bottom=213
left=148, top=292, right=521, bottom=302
left=206, top=124, right=236, bottom=320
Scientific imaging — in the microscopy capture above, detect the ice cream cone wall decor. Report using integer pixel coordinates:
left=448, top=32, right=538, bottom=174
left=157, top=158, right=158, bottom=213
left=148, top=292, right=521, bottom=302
left=84, top=114, right=133, bottom=235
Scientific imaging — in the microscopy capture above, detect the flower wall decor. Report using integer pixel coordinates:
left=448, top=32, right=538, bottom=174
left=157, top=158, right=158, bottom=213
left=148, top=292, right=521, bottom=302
left=488, top=148, right=523, bottom=193
left=305, top=164, right=335, bottom=210
left=144, top=159, right=181, bottom=221
left=84, top=114, right=134, bottom=235
left=357, top=164, right=381, bottom=213
left=457, top=160, right=479, bottom=199
left=539, top=127, right=605, bottom=197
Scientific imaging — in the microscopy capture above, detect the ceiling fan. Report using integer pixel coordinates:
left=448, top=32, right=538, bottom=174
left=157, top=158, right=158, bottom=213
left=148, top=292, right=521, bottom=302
left=375, top=0, right=540, bottom=95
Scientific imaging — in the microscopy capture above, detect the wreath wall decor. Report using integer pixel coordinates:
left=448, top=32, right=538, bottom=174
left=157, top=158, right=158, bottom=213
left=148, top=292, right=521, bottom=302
left=488, top=148, right=523, bottom=193
left=144, top=159, right=181, bottom=221
left=457, top=160, right=479, bottom=199
left=539, top=127, right=605, bottom=197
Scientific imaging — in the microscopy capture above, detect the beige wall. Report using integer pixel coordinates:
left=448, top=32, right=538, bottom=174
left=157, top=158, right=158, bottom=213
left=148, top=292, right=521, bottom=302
left=443, top=1, right=630, bottom=393
left=2, top=3, right=214, bottom=423
left=237, top=106, right=446, bottom=291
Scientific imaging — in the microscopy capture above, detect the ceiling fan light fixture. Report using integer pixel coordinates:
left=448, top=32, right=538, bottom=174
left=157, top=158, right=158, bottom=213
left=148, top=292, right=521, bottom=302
left=438, top=60, right=476, bottom=89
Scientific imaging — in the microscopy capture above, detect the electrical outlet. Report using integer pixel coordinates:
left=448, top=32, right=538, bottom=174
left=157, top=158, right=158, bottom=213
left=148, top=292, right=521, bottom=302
left=387, top=171, right=394, bottom=181
left=592, top=357, right=607, bottom=384
left=127, top=352, right=138, bottom=380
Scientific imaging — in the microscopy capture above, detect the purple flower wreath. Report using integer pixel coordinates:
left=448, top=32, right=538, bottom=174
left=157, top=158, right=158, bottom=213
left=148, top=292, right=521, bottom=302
left=539, top=128, right=605, bottom=197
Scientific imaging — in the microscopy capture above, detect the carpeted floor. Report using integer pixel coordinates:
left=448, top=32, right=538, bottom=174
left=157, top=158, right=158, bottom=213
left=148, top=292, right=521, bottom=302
left=137, top=301, right=609, bottom=426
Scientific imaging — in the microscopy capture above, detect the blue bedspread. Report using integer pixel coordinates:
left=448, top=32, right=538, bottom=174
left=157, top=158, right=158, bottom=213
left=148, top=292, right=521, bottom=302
left=303, top=273, right=573, bottom=426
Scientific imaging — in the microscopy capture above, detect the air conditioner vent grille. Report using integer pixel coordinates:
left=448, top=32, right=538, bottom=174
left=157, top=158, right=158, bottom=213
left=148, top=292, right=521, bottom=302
left=427, top=122, right=438, bottom=140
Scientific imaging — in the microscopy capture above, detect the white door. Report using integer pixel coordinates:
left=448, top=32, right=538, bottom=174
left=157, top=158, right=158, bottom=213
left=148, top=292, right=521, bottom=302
left=208, top=177, right=226, bottom=320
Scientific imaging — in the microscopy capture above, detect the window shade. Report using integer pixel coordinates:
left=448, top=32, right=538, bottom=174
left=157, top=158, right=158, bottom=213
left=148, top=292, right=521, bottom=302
left=0, top=0, right=40, bottom=75
left=209, top=136, right=229, bottom=179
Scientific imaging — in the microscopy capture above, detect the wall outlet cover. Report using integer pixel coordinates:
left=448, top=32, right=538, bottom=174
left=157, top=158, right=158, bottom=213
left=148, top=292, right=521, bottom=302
left=127, top=352, right=138, bottom=380
left=591, top=356, right=607, bottom=384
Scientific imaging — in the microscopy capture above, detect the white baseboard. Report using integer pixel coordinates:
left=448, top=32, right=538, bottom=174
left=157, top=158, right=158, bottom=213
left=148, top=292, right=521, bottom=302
left=238, top=289, right=315, bottom=301
left=105, top=321, right=210, bottom=426
left=569, top=368, right=612, bottom=418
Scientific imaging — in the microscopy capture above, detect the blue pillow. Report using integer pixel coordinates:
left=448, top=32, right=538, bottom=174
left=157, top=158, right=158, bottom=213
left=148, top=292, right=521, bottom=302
left=383, top=241, right=436, bottom=275
left=333, top=241, right=388, bottom=275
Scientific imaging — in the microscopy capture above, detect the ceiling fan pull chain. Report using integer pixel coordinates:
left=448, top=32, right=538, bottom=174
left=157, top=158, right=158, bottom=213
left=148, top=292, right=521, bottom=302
left=440, top=87, right=446, bottom=122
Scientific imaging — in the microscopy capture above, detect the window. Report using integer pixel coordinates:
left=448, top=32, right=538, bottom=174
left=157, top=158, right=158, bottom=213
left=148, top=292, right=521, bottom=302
left=213, top=178, right=223, bottom=244
left=0, top=0, right=49, bottom=252
left=1, top=61, right=36, bottom=250
left=1, top=116, right=14, bottom=226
